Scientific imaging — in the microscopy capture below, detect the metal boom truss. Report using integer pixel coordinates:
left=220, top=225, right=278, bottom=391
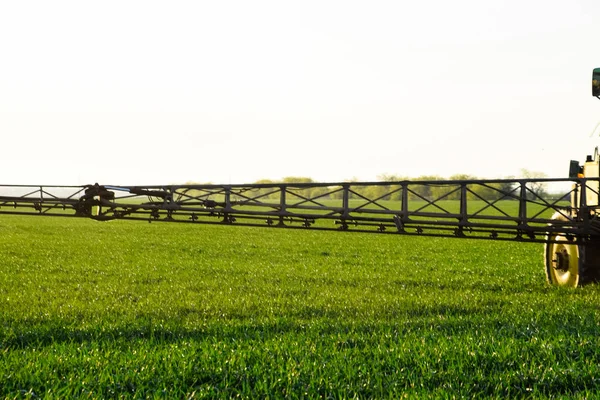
left=0, top=178, right=599, bottom=244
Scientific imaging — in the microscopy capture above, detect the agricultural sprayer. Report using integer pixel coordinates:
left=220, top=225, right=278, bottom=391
left=3, top=70, right=600, bottom=287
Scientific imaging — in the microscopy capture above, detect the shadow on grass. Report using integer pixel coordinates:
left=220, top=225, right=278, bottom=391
left=3, top=309, right=600, bottom=398
left=2, top=305, right=598, bottom=350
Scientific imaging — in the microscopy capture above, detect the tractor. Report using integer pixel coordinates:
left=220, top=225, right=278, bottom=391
left=2, top=70, right=600, bottom=287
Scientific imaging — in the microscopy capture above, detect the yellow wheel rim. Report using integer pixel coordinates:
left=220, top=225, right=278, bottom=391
left=546, top=236, right=579, bottom=287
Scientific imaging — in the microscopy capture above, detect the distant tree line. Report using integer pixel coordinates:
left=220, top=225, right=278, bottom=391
left=246, top=172, right=547, bottom=202
left=185, top=169, right=548, bottom=202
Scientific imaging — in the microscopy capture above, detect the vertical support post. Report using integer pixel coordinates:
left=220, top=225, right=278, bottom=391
left=224, top=187, right=231, bottom=209
left=580, top=178, right=589, bottom=236
left=401, top=182, right=408, bottom=222
left=342, top=184, right=349, bottom=216
left=39, top=186, right=44, bottom=214
left=165, top=187, right=174, bottom=220
left=392, top=182, right=409, bottom=233
left=571, top=183, right=579, bottom=213
left=459, top=183, right=467, bottom=234
left=340, top=184, right=350, bottom=230
left=223, top=186, right=232, bottom=223
left=518, top=181, right=527, bottom=236
left=278, top=184, right=286, bottom=226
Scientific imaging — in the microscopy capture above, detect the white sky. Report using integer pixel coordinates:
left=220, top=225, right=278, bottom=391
left=1, top=0, right=600, bottom=185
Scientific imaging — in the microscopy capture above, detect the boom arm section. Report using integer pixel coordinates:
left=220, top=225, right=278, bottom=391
left=0, top=179, right=598, bottom=243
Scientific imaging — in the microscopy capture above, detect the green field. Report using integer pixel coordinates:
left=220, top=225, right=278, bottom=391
left=1, top=215, right=600, bottom=398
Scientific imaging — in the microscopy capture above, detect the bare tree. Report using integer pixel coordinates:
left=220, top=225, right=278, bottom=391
left=520, top=168, right=548, bottom=199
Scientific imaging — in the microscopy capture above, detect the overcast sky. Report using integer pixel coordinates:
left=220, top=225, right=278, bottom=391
left=1, top=0, right=599, bottom=185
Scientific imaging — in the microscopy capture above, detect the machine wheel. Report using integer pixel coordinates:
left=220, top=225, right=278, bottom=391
left=545, top=212, right=600, bottom=287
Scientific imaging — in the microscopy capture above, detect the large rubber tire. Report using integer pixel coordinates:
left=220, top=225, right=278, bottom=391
left=579, top=243, right=600, bottom=284
left=545, top=213, right=600, bottom=287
